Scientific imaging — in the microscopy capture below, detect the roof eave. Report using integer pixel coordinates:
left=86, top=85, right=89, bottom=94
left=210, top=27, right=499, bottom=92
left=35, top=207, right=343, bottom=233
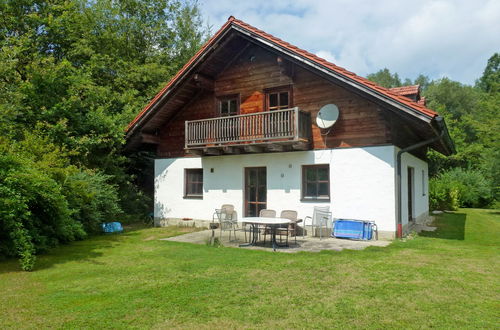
left=126, top=21, right=236, bottom=138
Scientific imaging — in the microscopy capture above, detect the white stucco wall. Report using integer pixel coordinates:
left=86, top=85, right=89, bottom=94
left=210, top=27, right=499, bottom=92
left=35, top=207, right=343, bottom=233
left=398, top=150, right=429, bottom=227
left=155, top=145, right=398, bottom=233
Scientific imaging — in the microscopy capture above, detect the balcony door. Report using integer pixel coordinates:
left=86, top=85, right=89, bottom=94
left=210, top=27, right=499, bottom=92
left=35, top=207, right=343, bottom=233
left=244, top=167, right=267, bottom=217
left=265, top=87, right=292, bottom=138
left=265, top=86, right=291, bottom=111
left=218, top=95, right=239, bottom=143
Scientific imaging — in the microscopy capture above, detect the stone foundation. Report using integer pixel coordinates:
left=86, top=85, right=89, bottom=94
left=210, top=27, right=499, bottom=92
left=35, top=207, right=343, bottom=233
left=415, top=211, right=430, bottom=224
left=155, top=217, right=212, bottom=229
left=404, top=211, right=431, bottom=235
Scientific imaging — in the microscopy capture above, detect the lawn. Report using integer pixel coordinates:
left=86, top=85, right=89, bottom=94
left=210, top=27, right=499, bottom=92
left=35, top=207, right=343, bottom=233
left=0, top=209, right=498, bottom=329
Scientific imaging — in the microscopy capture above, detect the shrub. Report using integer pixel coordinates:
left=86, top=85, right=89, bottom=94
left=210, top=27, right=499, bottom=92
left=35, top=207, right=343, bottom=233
left=430, top=168, right=494, bottom=210
left=63, top=171, right=122, bottom=234
left=0, top=152, right=83, bottom=269
left=429, top=177, right=461, bottom=211
left=0, top=135, right=122, bottom=270
left=0, top=183, right=36, bottom=270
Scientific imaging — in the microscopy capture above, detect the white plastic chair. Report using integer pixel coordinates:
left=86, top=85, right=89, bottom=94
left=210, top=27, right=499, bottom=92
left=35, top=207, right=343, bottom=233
left=304, top=206, right=331, bottom=239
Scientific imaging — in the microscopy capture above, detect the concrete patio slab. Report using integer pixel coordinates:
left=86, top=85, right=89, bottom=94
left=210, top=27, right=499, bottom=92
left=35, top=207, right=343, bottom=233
left=161, top=229, right=391, bottom=253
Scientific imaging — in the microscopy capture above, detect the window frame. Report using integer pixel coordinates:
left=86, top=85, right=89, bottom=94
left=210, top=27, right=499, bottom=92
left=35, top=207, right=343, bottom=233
left=265, top=85, right=292, bottom=111
left=184, top=168, right=203, bottom=199
left=301, top=164, right=330, bottom=201
left=217, top=94, right=240, bottom=117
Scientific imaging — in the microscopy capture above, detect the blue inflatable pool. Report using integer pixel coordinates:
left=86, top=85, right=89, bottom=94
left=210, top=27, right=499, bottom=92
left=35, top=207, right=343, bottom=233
left=332, top=219, right=375, bottom=240
left=102, top=222, right=123, bottom=233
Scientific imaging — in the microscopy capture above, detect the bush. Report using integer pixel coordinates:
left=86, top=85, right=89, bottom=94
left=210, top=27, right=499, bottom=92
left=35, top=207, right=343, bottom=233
left=0, top=135, right=122, bottom=270
left=0, top=152, right=84, bottom=269
left=63, top=171, right=122, bottom=234
left=429, top=177, right=461, bottom=211
left=430, top=168, right=494, bottom=210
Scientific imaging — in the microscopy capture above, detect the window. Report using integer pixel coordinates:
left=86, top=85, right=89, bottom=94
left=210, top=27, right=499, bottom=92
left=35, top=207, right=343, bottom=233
left=422, top=170, right=426, bottom=196
left=184, top=169, right=203, bottom=198
left=218, top=96, right=239, bottom=116
left=302, top=165, right=330, bottom=200
left=266, top=86, right=291, bottom=111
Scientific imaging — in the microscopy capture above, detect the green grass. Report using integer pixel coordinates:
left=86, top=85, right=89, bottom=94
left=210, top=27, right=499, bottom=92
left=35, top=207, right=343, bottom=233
left=1, top=209, right=498, bottom=329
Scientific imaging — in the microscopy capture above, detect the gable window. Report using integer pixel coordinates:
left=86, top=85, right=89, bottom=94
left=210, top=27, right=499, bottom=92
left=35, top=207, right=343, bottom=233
left=184, top=169, right=203, bottom=198
left=302, top=165, right=330, bottom=201
left=266, top=86, right=291, bottom=111
left=218, top=95, right=239, bottom=116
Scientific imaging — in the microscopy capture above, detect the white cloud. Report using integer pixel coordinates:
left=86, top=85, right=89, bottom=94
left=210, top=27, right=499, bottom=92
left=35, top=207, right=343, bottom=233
left=199, top=0, right=500, bottom=84
left=315, top=50, right=337, bottom=63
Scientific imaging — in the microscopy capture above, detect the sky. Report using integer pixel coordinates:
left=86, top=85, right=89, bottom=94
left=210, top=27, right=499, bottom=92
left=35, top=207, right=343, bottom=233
left=199, top=0, right=500, bottom=85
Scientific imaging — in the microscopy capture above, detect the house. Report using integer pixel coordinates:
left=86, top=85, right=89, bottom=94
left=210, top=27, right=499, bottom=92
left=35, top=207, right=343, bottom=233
left=125, top=16, right=454, bottom=239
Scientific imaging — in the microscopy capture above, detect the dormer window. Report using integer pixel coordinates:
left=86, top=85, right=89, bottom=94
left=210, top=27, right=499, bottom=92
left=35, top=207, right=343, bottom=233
left=266, top=86, right=292, bottom=111
left=218, top=95, right=239, bottom=116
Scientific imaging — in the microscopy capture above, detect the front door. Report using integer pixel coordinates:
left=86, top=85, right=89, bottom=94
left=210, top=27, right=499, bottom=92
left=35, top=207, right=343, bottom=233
left=407, top=167, right=414, bottom=222
left=245, top=167, right=267, bottom=217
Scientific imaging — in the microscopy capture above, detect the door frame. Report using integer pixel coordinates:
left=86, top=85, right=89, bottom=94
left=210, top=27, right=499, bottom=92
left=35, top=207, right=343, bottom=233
left=244, top=167, right=267, bottom=217
left=407, top=166, right=415, bottom=222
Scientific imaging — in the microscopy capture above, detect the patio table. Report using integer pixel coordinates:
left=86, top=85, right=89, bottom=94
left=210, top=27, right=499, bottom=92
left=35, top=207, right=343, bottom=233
left=239, top=217, right=291, bottom=251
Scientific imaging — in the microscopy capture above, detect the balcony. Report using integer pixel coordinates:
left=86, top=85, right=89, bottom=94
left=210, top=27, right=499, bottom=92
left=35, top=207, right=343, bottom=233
left=185, top=107, right=311, bottom=155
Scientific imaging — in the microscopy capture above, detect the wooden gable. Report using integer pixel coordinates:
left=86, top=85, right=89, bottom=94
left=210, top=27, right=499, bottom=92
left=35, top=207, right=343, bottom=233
left=126, top=17, right=454, bottom=157
left=156, top=43, right=395, bottom=157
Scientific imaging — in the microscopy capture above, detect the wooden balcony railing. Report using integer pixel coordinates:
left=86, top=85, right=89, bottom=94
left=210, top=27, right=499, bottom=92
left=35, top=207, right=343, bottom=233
left=185, top=107, right=311, bottom=151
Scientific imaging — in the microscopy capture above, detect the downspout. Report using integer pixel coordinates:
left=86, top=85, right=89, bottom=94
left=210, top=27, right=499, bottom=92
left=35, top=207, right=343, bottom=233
left=396, top=116, right=446, bottom=238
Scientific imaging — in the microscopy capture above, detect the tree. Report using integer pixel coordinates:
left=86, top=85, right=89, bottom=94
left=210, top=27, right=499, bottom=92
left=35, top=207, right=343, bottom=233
left=0, top=0, right=208, bottom=270
left=367, top=68, right=403, bottom=88
left=367, top=56, right=499, bottom=207
left=477, top=53, right=500, bottom=93
left=414, top=74, right=431, bottom=91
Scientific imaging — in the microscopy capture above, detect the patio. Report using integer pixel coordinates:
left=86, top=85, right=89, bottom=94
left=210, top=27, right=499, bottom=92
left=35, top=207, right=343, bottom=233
left=161, top=228, right=391, bottom=253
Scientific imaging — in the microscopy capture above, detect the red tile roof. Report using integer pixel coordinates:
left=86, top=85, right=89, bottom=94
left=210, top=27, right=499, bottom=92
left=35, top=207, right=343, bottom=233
left=127, top=16, right=438, bottom=132
left=417, top=96, right=427, bottom=106
left=389, top=85, right=420, bottom=96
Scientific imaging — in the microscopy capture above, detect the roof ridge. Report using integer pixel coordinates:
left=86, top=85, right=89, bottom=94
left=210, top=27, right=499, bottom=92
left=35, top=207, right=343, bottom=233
left=389, top=85, right=420, bottom=92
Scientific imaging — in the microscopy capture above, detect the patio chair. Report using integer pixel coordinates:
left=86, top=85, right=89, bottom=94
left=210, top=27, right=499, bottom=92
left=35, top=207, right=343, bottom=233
left=259, top=209, right=276, bottom=244
left=303, top=206, right=332, bottom=239
left=213, top=204, right=237, bottom=241
left=276, top=210, right=301, bottom=246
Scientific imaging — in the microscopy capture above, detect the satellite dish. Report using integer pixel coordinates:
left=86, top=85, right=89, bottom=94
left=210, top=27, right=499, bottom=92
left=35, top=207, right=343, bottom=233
left=316, top=104, right=340, bottom=129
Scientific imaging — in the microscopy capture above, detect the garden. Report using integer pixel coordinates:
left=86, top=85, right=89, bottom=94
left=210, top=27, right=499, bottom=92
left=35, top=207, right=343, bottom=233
left=0, top=209, right=498, bottom=328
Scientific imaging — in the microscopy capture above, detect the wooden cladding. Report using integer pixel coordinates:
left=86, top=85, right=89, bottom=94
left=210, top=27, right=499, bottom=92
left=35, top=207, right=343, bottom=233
left=156, top=45, right=391, bottom=158
left=185, top=107, right=310, bottom=149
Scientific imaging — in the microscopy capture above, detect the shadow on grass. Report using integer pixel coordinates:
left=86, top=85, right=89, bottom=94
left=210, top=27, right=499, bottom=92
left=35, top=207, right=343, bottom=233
left=0, top=224, right=148, bottom=273
left=0, top=242, right=108, bottom=274
left=419, top=212, right=466, bottom=240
